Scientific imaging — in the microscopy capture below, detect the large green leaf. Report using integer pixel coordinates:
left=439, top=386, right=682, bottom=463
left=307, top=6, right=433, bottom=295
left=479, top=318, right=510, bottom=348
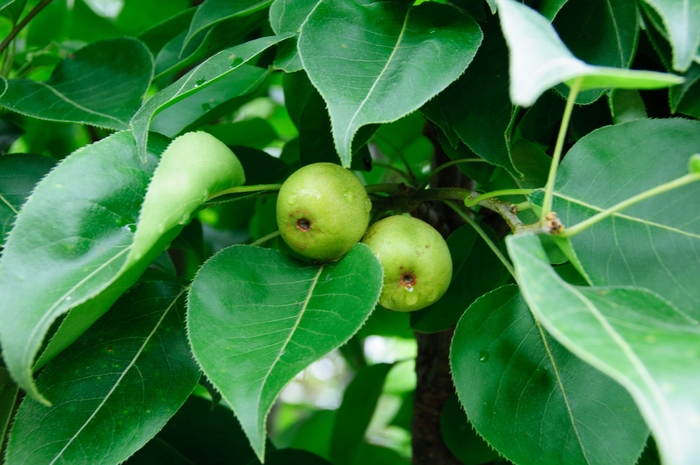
left=550, top=118, right=700, bottom=319
left=421, top=19, right=516, bottom=175
left=298, top=0, right=482, bottom=167
left=496, top=0, right=684, bottom=106
left=640, top=0, right=700, bottom=72
left=451, top=284, right=648, bottom=465
left=5, top=282, right=199, bottom=465
left=671, top=63, right=700, bottom=118
left=131, top=34, right=291, bottom=161
left=0, top=38, right=153, bottom=129
left=187, top=243, right=383, bottom=462
left=508, top=234, right=700, bottom=465
left=410, top=224, right=508, bottom=333
left=183, top=0, right=272, bottom=50
left=0, top=365, right=18, bottom=460
left=552, top=0, right=639, bottom=103
left=330, top=363, right=392, bottom=465
left=125, top=395, right=260, bottom=465
left=0, top=130, right=245, bottom=402
left=0, top=154, right=56, bottom=247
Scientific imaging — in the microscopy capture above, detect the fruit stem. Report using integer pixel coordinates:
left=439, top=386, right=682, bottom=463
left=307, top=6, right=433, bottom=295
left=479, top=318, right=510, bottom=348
left=207, top=183, right=282, bottom=200
left=445, top=201, right=515, bottom=278
left=514, top=201, right=531, bottom=212
left=559, top=172, right=700, bottom=238
left=542, top=76, right=583, bottom=218
left=420, top=158, right=487, bottom=188
left=464, top=189, right=534, bottom=207
left=365, top=183, right=403, bottom=194
left=250, top=230, right=281, bottom=247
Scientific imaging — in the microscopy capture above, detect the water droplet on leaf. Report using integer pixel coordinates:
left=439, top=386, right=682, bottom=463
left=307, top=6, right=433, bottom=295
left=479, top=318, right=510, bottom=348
left=231, top=57, right=244, bottom=67
left=479, top=350, right=490, bottom=363
left=195, top=77, right=207, bottom=87
left=178, top=214, right=190, bottom=225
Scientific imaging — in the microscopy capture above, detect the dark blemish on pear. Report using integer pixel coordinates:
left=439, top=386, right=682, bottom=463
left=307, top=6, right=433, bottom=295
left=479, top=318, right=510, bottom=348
left=400, top=272, right=416, bottom=287
left=296, top=218, right=311, bottom=232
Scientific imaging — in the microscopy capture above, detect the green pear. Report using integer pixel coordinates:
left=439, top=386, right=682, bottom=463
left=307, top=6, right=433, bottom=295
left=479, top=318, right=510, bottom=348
left=362, top=215, right=452, bottom=312
left=276, top=163, right=371, bottom=261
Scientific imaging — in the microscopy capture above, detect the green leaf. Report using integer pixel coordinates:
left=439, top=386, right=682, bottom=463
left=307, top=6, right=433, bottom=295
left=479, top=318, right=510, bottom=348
left=410, top=224, right=508, bottom=333
left=552, top=0, right=639, bottom=103
left=496, top=0, right=684, bottom=106
left=551, top=118, right=700, bottom=319
left=330, top=363, right=392, bottom=465
left=150, top=64, right=268, bottom=138
left=440, top=395, right=500, bottom=465
left=421, top=18, right=517, bottom=177
left=187, top=243, right=383, bottom=462
left=154, top=11, right=266, bottom=79
left=639, top=0, right=700, bottom=72
left=137, top=7, right=197, bottom=56
left=125, top=395, right=260, bottom=465
left=203, top=118, right=278, bottom=150
left=115, top=0, right=190, bottom=36
left=183, top=0, right=273, bottom=50
left=451, top=284, right=649, bottom=465
left=609, top=89, right=648, bottom=123
left=298, top=0, right=483, bottom=167
left=670, top=63, right=700, bottom=118
left=508, top=233, right=700, bottom=465
left=130, top=34, right=291, bottom=161
left=0, top=154, right=56, bottom=247
left=0, top=38, right=153, bottom=129
left=0, top=131, right=165, bottom=402
left=269, top=0, right=320, bottom=72
left=5, top=282, right=199, bottom=465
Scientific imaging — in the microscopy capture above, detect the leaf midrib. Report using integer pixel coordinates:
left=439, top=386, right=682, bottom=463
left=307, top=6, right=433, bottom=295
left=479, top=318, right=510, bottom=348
left=47, top=289, right=185, bottom=465
left=554, top=192, right=700, bottom=240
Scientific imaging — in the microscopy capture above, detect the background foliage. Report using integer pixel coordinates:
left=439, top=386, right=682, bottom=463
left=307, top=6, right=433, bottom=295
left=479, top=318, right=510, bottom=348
left=0, top=0, right=699, bottom=464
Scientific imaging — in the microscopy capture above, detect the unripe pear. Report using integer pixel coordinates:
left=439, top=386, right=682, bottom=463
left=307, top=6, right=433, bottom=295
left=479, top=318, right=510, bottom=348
left=276, top=163, right=371, bottom=261
left=362, top=215, right=452, bottom=312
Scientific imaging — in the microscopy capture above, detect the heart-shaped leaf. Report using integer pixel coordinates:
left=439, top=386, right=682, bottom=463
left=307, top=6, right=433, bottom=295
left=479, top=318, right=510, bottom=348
left=550, top=118, right=700, bottom=320
left=187, top=243, right=383, bottom=461
left=508, top=233, right=700, bottom=465
left=131, top=34, right=291, bottom=161
left=5, top=282, right=199, bottom=465
left=451, top=284, right=649, bottom=465
left=0, top=154, right=56, bottom=246
left=496, top=0, right=684, bottom=106
left=0, top=38, right=153, bottom=129
left=298, top=0, right=482, bottom=167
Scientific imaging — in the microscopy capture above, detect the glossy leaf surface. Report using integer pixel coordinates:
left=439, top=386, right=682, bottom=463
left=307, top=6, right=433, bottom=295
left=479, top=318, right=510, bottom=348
left=508, top=234, right=700, bottom=465
left=552, top=118, right=700, bottom=319
left=451, top=284, right=648, bottom=465
left=440, top=395, right=499, bottom=465
left=0, top=154, right=56, bottom=246
left=131, top=34, right=291, bottom=160
left=5, top=282, right=199, bottom=465
left=298, top=0, right=482, bottom=167
left=269, top=0, right=320, bottom=72
left=0, top=131, right=165, bottom=401
left=187, top=243, right=383, bottom=461
left=496, top=0, right=684, bottom=106
left=0, top=38, right=153, bottom=129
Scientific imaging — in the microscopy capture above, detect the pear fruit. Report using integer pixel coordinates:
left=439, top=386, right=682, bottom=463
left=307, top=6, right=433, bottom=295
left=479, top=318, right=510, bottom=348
left=362, top=215, right=452, bottom=312
left=276, top=163, right=371, bottom=261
